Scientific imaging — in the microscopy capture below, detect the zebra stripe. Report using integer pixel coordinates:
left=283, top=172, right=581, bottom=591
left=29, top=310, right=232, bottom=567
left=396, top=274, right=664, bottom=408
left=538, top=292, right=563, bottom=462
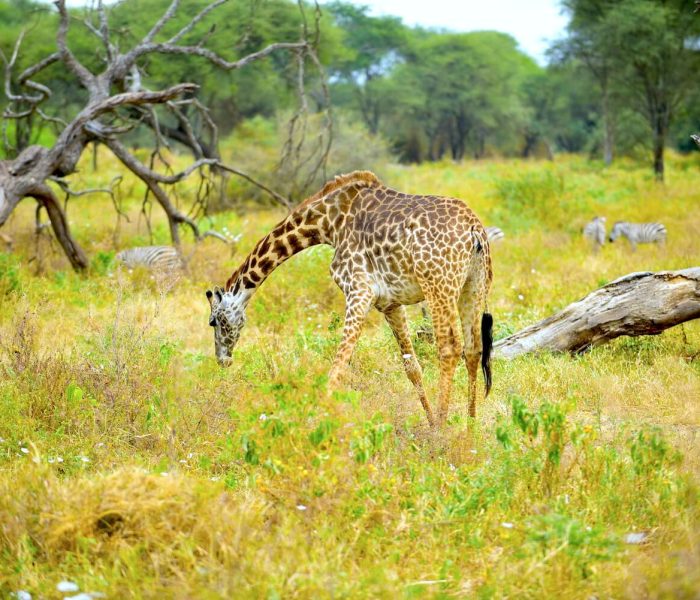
left=583, top=216, right=606, bottom=248
left=485, top=226, right=505, bottom=243
left=609, top=221, right=666, bottom=249
left=115, top=246, right=184, bottom=271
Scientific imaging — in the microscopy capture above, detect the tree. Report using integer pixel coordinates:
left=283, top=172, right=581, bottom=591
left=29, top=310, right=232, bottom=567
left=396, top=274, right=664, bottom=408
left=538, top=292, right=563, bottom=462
left=325, top=2, right=408, bottom=135
left=494, top=268, right=700, bottom=358
left=562, top=0, right=700, bottom=180
left=386, top=31, right=533, bottom=161
left=0, top=0, right=329, bottom=270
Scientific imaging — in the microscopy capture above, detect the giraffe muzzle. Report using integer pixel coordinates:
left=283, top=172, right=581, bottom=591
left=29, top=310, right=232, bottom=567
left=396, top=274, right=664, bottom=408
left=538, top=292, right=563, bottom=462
left=217, top=355, right=233, bottom=368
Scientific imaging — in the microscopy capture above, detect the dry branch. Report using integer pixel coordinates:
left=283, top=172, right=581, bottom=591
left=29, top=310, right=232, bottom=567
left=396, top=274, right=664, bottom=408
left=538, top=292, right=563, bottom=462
left=494, top=268, right=700, bottom=359
left=1, top=0, right=329, bottom=269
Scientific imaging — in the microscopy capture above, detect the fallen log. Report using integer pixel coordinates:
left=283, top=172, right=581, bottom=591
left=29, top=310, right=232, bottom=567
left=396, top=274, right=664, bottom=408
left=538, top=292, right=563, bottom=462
left=494, top=268, right=700, bottom=359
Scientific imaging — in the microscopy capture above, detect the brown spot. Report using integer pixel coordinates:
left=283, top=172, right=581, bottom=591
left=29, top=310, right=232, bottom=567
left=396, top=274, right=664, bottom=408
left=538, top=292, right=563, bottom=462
left=298, top=227, right=318, bottom=241
left=258, top=236, right=271, bottom=256
left=287, top=233, right=302, bottom=253
left=273, top=239, right=289, bottom=258
left=258, top=257, right=274, bottom=273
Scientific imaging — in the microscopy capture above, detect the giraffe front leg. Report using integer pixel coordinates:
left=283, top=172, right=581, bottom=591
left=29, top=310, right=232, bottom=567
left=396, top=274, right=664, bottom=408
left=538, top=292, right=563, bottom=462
left=384, top=305, right=434, bottom=426
left=328, top=286, right=374, bottom=390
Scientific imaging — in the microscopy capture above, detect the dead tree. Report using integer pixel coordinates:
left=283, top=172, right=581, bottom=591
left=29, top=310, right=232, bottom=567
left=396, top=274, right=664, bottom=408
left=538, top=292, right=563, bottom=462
left=0, top=0, right=330, bottom=271
left=494, top=268, right=700, bottom=359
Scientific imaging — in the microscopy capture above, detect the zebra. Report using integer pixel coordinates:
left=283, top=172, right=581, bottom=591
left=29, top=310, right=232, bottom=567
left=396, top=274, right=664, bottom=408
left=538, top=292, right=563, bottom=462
left=608, top=221, right=666, bottom=251
left=583, top=216, right=606, bottom=251
left=115, top=245, right=184, bottom=271
left=485, top=226, right=505, bottom=243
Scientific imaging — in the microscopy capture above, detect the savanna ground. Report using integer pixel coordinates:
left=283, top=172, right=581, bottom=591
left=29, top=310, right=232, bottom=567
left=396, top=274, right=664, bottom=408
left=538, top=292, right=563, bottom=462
left=0, top=152, right=699, bottom=599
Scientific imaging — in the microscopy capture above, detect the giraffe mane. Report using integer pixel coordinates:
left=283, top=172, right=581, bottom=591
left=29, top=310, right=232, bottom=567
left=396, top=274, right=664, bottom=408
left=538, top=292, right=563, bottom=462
left=298, top=170, right=381, bottom=208
left=223, top=171, right=381, bottom=292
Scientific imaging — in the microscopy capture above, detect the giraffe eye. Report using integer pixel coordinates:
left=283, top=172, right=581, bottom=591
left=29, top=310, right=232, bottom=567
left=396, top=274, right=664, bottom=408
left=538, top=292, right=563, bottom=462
left=209, top=317, right=217, bottom=327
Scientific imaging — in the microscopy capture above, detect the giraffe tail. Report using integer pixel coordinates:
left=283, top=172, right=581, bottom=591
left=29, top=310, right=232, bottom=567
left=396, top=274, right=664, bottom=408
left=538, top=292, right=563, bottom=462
left=481, top=312, right=493, bottom=397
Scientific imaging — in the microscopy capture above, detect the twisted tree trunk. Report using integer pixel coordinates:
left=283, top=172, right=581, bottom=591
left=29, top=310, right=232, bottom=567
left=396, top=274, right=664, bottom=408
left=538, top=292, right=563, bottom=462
left=1, top=0, right=328, bottom=270
left=494, top=268, right=700, bottom=359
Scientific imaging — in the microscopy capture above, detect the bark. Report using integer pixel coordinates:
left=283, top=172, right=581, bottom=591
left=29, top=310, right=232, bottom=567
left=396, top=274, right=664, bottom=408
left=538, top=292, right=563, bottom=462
left=29, top=184, right=88, bottom=270
left=494, top=268, right=700, bottom=359
left=0, top=0, right=325, bottom=270
left=602, top=84, right=613, bottom=166
left=652, top=121, right=666, bottom=182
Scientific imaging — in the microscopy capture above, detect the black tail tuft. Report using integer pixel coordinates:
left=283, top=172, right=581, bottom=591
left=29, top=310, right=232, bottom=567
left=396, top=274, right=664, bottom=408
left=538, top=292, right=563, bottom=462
left=481, top=312, right=493, bottom=398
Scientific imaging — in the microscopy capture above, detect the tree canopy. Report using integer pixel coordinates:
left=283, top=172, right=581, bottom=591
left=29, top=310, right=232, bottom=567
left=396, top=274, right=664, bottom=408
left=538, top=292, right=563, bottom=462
left=2, top=0, right=699, bottom=174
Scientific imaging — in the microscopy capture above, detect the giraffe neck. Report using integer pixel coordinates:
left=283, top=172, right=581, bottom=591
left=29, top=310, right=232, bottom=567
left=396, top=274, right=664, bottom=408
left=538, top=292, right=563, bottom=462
left=224, top=195, right=341, bottom=299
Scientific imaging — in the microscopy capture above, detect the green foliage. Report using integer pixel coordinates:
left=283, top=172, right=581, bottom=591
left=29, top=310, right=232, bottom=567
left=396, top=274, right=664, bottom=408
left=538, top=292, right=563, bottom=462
left=350, top=414, right=392, bottom=463
left=525, top=512, right=618, bottom=577
left=90, top=251, right=114, bottom=276
left=629, top=427, right=681, bottom=476
left=0, top=253, right=21, bottom=295
left=561, top=0, right=700, bottom=176
left=492, top=169, right=567, bottom=231
left=0, top=132, right=699, bottom=597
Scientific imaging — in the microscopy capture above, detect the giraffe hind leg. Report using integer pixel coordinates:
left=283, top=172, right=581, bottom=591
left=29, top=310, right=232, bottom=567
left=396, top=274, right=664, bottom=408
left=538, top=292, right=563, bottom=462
left=424, top=289, right=462, bottom=427
left=384, top=305, right=434, bottom=426
left=458, top=287, right=484, bottom=419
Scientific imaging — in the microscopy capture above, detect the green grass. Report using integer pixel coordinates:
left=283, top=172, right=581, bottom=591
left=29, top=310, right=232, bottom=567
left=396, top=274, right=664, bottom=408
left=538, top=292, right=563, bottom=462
left=0, top=152, right=699, bottom=598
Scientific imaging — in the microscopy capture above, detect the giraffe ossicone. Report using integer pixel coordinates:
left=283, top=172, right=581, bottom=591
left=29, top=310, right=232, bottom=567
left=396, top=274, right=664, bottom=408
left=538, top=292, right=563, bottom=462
left=206, top=170, right=493, bottom=426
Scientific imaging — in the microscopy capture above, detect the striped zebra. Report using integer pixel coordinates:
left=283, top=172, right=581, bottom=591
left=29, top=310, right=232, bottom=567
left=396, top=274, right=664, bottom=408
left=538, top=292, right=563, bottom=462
left=609, top=221, right=666, bottom=250
left=115, top=246, right=184, bottom=271
left=485, top=226, right=505, bottom=243
left=583, top=216, right=606, bottom=250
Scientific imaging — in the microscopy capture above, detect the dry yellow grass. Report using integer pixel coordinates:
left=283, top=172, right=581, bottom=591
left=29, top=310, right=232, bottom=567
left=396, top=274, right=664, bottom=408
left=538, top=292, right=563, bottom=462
left=0, top=151, right=698, bottom=598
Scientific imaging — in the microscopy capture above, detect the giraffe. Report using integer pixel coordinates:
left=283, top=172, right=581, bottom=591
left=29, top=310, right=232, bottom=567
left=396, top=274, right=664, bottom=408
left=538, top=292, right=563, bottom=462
left=206, top=171, right=493, bottom=426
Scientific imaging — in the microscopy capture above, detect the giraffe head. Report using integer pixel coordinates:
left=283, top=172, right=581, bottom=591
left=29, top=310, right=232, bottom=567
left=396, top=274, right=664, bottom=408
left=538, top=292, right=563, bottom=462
left=206, top=286, right=246, bottom=367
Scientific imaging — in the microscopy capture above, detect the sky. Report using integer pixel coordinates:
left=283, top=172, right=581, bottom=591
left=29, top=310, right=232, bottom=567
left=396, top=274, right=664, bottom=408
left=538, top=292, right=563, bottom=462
left=60, top=0, right=570, bottom=65
left=344, top=0, right=570, bottom=64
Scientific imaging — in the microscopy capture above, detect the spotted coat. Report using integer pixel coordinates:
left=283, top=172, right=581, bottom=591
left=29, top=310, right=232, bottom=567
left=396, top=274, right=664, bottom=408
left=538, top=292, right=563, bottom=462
left=207, top=171, right=493, bottom=426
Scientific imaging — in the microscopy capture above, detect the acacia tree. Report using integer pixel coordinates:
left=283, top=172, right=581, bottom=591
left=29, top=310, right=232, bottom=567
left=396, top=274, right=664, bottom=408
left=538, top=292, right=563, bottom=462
left=325, top=2, right=407, bottom=136
left=562, top=0, right=700, bottom=180
left=0, top=0, right=329, bottom=270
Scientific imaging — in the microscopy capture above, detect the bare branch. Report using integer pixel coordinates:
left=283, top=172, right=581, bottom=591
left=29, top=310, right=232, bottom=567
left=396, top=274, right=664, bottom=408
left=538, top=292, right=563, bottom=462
left=141, top=0, right=180, bottom=45
left=132, top=40, right=308, bottom=71
left=214, top=163, right=293, bottom=208
left=167, top=101, right=203, bottom=157
left=28, top=183, right=88, bottom=270
left=54, top=0, right=96, bottom=89
left=102, top=138, right=215, bottom=183
left=18, top=52, right=60, bottom=83
left=105, top=137, right=291, bottom=207
left=105, top=138, right=200, bottom=244
left=2, top=31, right=52, bottom=105
left=166, top=0, right=228, bottom=44
left=50, top=174, right=122, bottom=199
left=82, top=1, right=114, bottom=62
left=37, top=109, right=67, bottom=128
left=72, top=83, right=199, bottom=133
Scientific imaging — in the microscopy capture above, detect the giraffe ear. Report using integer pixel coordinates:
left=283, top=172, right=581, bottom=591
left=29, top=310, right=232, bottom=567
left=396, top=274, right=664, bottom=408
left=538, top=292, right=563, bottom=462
left=206, top=289, right=216, bottom=308
left=214, top=287, right=223, bottom=303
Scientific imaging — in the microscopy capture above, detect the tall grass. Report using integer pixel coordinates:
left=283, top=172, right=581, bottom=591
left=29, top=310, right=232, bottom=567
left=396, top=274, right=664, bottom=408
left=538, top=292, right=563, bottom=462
left=0, top=152, right=698, bottom=598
